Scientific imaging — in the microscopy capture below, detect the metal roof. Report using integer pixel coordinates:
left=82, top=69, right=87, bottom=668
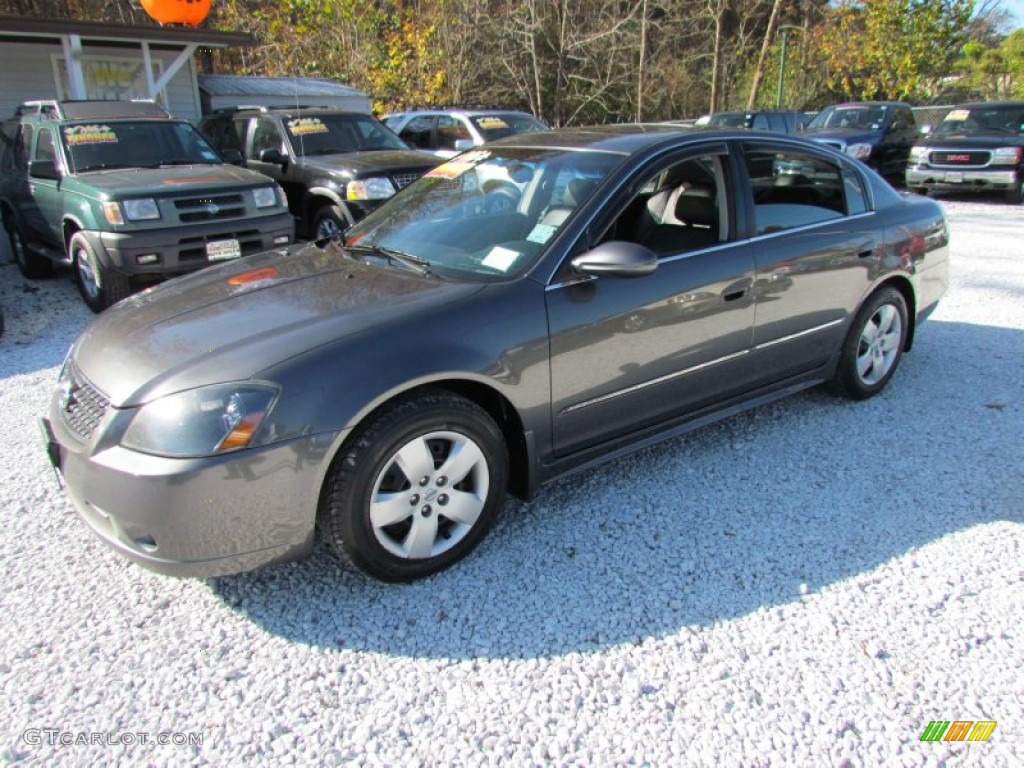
left=198, top=75, right=366, bottom=99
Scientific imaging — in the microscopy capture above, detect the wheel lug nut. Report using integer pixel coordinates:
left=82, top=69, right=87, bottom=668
left=419, top=476, right=430, bottom=487
left=437, top=494, right=448, bottom=506
left=420, top=505, right=432, bottom=517
left=409, top=494, right=420, bottom=506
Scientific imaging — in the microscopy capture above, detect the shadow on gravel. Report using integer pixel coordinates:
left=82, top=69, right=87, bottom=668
left=210, top=318, right=1023, bottom=661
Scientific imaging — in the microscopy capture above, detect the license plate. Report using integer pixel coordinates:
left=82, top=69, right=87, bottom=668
left=206, top=239, right=241, bottom=261
left=944, top=171, right=964, bottom=183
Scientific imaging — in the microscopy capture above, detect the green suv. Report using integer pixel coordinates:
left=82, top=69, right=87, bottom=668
left=0, top=100, right=294, bottom=311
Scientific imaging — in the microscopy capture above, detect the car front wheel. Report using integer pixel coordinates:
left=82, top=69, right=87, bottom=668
left=828, top=286, right=909, bottom=400
left=70, top=232, right=132, bottom=313
left=312, top=205, right=350, bottom=240
left=319, top=390, right=509, bottom=582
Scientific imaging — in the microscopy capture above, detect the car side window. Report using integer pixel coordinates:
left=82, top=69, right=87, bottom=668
left=35, top=128, right=56, bottom=164
left=437, top=116, right=472, bottom=151
left=743, top=149, right=846, bottom=235
left=400, top=115, right=436, bottom=150
left=843, top=168, right=869, bottom=215
left=600, top=154, right=729, bottom=258
left=251, top=118, right=285, bottom=159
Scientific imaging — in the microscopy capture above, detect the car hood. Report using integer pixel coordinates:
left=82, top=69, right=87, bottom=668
left=293, top=150, right=438, bottom=177
left=72, top=242, right=483, bottom=407
left=803, top=128, right=881, bottom=146
left=917, top=133, right=1024, bottom=149
left=76, top=165, right=274, bottom=198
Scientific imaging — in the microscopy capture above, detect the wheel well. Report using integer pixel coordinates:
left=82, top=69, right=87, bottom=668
left=303, top=194, right=350, bottom=233
left=875, top=275, right=917, bottom=350
left=341, top=380, right=532, bottom=502
left=62, top=220, right=80, bottom=250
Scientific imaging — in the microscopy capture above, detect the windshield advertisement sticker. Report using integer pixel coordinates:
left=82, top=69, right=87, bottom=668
left=476, top=117, right=509, bottom=129
left=944, top=110, right=970, bottom=122
left=287, top=118, right=329, bottom=136
left=64, top=125, right=118, bottom=145
left=425, top=150, right=492, bottom=180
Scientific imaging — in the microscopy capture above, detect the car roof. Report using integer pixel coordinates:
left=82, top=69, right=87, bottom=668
left=389, top=108, right=538, bottom=118
left=952, top=101, right=1024, bottom=109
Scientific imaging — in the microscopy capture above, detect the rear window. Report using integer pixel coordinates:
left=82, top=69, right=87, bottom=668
left=469, top=113, right=547, bottom=141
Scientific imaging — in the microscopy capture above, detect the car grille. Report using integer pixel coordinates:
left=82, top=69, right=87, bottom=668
left=60, top=366, right=109, bottom=442
left=928, top=150, right=991, bottom=167
left=174, top=193, right=246, bottom=222
left=392, top=172, right=423, bottom=190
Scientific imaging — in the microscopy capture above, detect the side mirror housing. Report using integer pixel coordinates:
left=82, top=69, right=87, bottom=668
left=28, top=159, right=61, bottom=180
left=453, top=139, right=475, bottom=152
left=220, top=148, right=243, bottom=165
left=258, top=148, right=286, bottom=164
left=571, top=241, right=658, bottom=278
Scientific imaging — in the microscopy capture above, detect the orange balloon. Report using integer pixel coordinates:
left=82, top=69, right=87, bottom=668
left=140, top=0, right=212, bottom=27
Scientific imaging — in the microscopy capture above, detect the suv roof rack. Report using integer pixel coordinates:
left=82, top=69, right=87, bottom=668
left=16, top=99, right=170, bottom=121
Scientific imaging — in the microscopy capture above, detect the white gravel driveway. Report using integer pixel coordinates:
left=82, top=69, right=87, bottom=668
left=1, top=198, right=1021, bottom=767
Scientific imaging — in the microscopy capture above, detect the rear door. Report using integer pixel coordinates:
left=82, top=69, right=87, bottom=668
left=738, top=140, right=880, bottom=382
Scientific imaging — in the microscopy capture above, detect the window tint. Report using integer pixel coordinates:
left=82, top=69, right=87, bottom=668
left=600, top=154, right=728, bottom=257
left=743, top=149, right=846, bottom=235
left=437, top=115, right=472, bottom=150
left=843, top=169, right=869, bottom=215
left=399, top=115, right=435, bottom=149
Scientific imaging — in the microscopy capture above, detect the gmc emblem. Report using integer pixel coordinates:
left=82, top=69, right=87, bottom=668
left=945, top=154, right=971, bottom=162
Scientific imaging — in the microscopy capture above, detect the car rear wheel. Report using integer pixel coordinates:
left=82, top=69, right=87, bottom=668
left=828, top=287, right=908, bottom=400
left=318, top=389, right=508, bottom=582
left=312, top=205, right=349, bottom=240
left=70, top=232, right=132, bottom=313
left=7, top=220, right=53, bottom=279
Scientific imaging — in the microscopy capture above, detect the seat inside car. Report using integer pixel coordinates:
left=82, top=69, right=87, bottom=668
left=538, top=177, right=599, bottom=227
left=639, top=183, right=719, bottom=255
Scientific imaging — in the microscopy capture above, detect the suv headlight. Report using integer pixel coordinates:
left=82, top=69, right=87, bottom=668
left=346, top=177, right=396, bottom=201
left=992, top=146, right=1023, bottom=163
left=909, top=146, right=929, bottom=164
left=123, top=198, right=161, bottom=221
left=253, top=186, right=281, bottom=208
left=844, top=143, right=873, bottom=160
left=121, top=383, right=278, bottom=457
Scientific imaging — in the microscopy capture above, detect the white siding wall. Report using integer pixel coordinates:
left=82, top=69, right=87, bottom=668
left=0, top=42, right=201, bottom=123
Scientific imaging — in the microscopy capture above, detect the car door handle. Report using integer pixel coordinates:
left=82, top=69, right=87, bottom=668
left=857, top=241, right=876, bottom=258
left=723, top=278, right=752, bottom=302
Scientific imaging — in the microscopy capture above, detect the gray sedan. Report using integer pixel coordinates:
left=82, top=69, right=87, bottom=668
left=41, top=126, right=950, bottom=581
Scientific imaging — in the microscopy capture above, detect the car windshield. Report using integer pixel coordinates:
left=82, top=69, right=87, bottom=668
left=344, top=146, right=625, bottom=281
left=284, top=114, right=408, bottom=155
left=62, top=121, right=223, bottom=172
left=808, top=105, right=888, bottom=131
left=469, top=114, right=548, bottom=142
left=934, top=106, right=1024, bottom=137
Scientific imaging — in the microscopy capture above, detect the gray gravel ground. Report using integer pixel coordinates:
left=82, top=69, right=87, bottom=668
left=0, top=197, right=1021, bottom=767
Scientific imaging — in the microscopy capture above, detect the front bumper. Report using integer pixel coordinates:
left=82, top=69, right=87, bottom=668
left=84, top=211, right=295, bottom=278
left=906, top=166, right=1018, bottom=192
left=42, top=408, right=334, bottom=578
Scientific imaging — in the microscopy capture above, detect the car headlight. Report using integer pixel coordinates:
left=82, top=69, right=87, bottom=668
left=992, top=146, right=1023, bottom=163
left=346, top=177, right=396, bottom=201
left=909, top=146, right=929, bottom=164
left=253, top=186, right=281, bottom=208
left=844, top=143, right=873, bottom=160
left=121, top=383, right=278, bottom=457
left=122, top=198, right=161, bottom=221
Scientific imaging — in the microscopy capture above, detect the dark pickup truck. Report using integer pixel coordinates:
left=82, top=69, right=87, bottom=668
left=802, top=101, right=919, bottom=182
left=906, top=101, right=1024, bottom=204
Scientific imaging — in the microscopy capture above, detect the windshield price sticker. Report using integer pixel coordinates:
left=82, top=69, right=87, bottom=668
left=425, top=150, right=492, bottom=180
left=481, top=246, right=520, bottom=272
left=64, top=125, right=118, bottom=145
left=287, top=118, right=329, bottom=136
left=944, top=110, right=970, bottom=122
left=526, top=223, right=557, bottom=244
left=207, top=239, right=242, bottom=261
left=477, top=117, right=508, bottom=129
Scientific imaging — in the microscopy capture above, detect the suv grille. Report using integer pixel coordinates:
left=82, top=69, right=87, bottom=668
left=174, top=194, right=246, bottom=222
left=929, top=151, right=991, bottom=167
left=61, top=367, right=109, bottom=442
left=392, top=173, right=423, bottom=190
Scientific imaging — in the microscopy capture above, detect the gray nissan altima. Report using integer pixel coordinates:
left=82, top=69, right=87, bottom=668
left=41, top=126, right=949, bottom=582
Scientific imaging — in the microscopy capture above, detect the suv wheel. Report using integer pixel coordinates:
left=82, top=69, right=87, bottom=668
left=1006, top=179, right=1023, bottom=205
left=70, top=232, right=132, bottom=313
left=312, top=205, right=349, bottom=240
left=6, top=219, right=53, bottom=279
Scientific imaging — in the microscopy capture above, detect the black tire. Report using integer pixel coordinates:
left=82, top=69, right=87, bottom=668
left=1006, top=180, right=1023, bottom=205
left=312, top=205, right=350, bottom=241
left=69, top=232, right=132, bottom=313
left=828, top=286, right=909, bottom=401
left=908, top=187, right=927, bottom=197
left=318, top=389, right=509, bottom=582
left=7, top=219, right=53, bottom=278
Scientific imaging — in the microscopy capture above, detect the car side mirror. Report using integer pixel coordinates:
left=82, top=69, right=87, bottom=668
left=454, top=139, right=475, bottom=152
left=28, top=159, right=61, bottom=180
left=920, top=124, right=933, bottom=136
left=258, top=148, right=286, bottom=164
left=571, top=241, right=657, bottom=278
left=220, top=148, right=243, bottom=165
